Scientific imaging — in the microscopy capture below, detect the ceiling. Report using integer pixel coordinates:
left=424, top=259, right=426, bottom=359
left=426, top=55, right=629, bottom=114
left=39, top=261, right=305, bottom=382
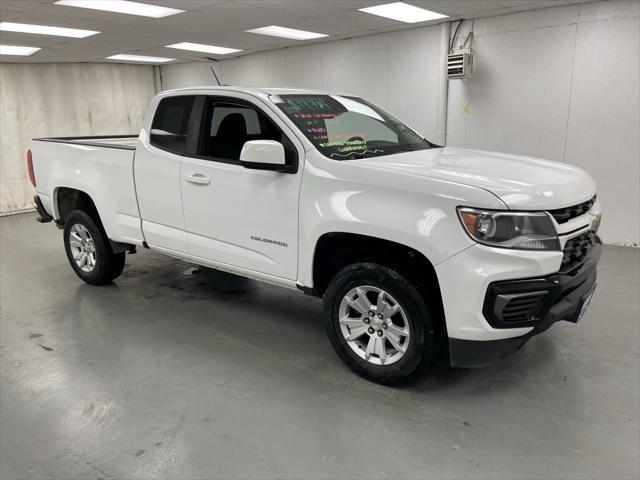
left=0, top=0, right=590, bottom=63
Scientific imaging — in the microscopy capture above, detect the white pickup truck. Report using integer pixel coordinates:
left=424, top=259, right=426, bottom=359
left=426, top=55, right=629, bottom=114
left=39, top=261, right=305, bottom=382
left=29, top=86, right=602, bottom=384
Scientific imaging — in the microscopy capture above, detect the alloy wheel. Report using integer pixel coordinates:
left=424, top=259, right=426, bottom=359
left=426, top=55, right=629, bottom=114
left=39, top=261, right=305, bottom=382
left=69, top=224, right=97, bottom=273
left=338, top=285, right=410, bottom=365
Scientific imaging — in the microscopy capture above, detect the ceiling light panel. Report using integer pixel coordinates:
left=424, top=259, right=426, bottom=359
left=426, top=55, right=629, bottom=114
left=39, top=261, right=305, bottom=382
left=54, top=0, right=184, bottom=18
left=246, top=26, right=328, bottom=40
left=166, top=42, right=241, bottom=55
left=0, top=45, right=41, bottom=56
left=358, top=2, right=448, bottom=23
left=0, top=22, right=99, bottom=38
left=107, top=54, right=174, bottom=63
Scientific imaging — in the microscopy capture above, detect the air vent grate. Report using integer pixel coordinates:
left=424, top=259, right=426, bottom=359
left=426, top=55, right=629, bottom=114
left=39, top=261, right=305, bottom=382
left=447, top=52, right=473, bottom=79
left=494, top=291, right=547, bottom=323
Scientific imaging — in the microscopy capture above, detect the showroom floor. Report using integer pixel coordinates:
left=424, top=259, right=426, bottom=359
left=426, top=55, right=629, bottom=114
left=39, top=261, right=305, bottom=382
left=1, top=212, right=638, bottom=480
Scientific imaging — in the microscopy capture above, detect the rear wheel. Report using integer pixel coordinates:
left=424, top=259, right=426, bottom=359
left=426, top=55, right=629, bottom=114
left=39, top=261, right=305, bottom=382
left=63, top=210, right=125, bottom=285
left=323, top=263, right=441, bottom=385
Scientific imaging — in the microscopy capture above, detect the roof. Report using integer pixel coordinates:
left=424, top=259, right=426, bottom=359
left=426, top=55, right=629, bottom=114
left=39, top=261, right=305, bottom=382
left=160, top=85, right=352, bottom=98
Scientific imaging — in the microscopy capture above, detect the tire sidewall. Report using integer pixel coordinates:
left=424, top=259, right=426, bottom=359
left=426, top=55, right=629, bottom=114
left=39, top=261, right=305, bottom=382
left=324, top=263, right=437, bottom=385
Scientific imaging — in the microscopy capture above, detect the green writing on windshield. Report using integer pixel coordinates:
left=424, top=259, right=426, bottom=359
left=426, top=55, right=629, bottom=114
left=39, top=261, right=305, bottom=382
left=285, top=97, right=332, bottom=113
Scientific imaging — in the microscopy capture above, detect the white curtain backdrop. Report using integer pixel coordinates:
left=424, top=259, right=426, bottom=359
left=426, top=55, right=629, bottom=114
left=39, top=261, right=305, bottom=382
left=0, top=63, right=156, bottom=215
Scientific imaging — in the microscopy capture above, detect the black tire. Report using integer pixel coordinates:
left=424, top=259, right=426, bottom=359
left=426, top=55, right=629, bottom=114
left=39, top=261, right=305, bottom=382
left=63, top=210, right=125, bottom=285
left=323, top=263, right=441, bottom=385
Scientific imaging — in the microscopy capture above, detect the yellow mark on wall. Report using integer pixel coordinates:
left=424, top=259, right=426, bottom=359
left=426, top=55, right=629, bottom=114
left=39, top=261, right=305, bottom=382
left=460, top=101, right=470, bottom=116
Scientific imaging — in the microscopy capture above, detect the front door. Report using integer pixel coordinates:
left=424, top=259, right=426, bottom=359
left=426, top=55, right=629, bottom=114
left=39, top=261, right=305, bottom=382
left=180, top=94, right=303, bottom=280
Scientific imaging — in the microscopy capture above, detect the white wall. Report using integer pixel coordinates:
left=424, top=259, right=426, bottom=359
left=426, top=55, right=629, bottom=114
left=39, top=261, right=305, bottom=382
left=447, top=0, right=639, bottom=246
left=161, top=26, right=444, bottom=143
left=161, top=0, right=639, bottom=246
left=0, top=63, right=156, bottom=215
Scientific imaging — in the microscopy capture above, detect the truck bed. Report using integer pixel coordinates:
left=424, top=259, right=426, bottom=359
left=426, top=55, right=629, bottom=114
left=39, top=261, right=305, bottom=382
left=31, top=135, right=144, bottom=246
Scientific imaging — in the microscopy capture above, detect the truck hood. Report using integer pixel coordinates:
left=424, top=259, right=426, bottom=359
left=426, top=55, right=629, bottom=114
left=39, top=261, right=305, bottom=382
left=356, top=147, right=596, bottom=209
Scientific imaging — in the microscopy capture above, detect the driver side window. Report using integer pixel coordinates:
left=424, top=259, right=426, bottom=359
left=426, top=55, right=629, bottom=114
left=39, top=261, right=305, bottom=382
left=198, top=98, right=297, bottom=166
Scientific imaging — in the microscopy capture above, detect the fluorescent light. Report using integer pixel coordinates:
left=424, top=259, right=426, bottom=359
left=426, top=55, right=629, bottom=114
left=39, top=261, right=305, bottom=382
left=246, top=25, right=328, bottom=40
left=54, top=0, right=184, bottom=18
left=358, top=2, right=448, bottom=23
left=0, top=45, right=41, bottom=56
left=107, top=54, right=174, bottom=63
left=0, top=21, right=99, bottom=38
left=166, top=42, right=242, bottom=55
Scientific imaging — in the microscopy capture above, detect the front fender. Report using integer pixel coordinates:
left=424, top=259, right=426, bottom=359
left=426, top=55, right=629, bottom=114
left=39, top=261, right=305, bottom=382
left=297, top=153, right=505, bottom=288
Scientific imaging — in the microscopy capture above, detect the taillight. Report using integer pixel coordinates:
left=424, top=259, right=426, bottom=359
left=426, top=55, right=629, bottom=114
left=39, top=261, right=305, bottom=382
left=27, top=149, right=36, bottom=187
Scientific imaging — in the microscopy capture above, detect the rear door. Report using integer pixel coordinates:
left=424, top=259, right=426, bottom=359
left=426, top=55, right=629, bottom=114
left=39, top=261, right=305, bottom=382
left=180, top=93, right=303, bottom=280
left=135, top=95, right=195, bottom=252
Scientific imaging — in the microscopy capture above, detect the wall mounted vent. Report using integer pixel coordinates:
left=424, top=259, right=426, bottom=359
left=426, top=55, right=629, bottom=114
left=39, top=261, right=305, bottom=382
left=447, top=52, right=473, bottom=79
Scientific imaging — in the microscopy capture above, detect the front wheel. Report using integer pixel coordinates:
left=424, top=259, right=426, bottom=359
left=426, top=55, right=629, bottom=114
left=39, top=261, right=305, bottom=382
left=63, top=210, right=125, bottom=285
left=323, top=263, right=441, bottom=385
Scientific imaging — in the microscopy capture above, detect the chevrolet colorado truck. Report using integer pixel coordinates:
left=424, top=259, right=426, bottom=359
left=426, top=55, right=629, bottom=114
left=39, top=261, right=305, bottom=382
left=29, top=86, right=602, bottom=384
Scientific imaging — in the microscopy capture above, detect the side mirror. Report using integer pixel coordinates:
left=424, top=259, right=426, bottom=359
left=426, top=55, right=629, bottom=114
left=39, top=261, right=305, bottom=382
left=240, top=140, right=291, bottom=172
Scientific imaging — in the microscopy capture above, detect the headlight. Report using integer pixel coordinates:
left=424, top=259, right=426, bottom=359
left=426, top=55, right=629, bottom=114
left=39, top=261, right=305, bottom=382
left=457, top=207, right=560, bottom=251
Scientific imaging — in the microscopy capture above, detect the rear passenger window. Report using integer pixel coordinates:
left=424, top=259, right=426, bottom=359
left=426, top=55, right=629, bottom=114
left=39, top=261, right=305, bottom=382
left=150, top=96, right=194, bottom=154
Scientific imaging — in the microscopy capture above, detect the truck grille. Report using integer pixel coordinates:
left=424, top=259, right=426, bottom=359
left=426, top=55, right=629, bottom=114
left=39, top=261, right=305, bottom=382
left=547, top=196, right=596, bottom=223
left=561, top=231, right=596, bottom=273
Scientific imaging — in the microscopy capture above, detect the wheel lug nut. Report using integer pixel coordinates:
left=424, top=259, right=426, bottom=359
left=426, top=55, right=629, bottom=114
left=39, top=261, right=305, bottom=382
left=378, top=314, right=383, bottom=319
left=377, top=330, right=383, bottom=337
left=368, top=327, right=374, bottom=334
left=382, top=323, right=387, bottom=329
left=368, top=311, right=374, bottom=317
left=364, top=318, right=370, bottom=324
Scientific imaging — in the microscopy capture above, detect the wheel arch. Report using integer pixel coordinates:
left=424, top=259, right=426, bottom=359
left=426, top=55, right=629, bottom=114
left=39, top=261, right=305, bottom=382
left=310, top=232, right=446, bottom=331
left=54, top=186, right=101, bottom=226
left=54, top=186, right=134, bottom=254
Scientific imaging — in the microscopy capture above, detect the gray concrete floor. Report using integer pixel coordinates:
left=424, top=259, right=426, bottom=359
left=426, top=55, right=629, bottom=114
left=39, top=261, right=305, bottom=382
left=0, top=212, right=638, bottom=480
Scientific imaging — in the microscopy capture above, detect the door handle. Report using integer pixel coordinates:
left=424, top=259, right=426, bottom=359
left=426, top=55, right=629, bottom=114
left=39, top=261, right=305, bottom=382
left=185, top=173, right=211, bottom=185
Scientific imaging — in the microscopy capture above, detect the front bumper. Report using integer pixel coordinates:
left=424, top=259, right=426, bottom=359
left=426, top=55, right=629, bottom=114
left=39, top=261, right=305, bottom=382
left=449, top=237, right=601, bottom=367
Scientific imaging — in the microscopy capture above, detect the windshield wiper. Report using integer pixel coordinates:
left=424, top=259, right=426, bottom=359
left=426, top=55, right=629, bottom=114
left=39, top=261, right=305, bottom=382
left=343, top=151, right=367, bottom=159
left=330, top=151, right=366, bottom=160
left=330, top=147, right=386, bottom=160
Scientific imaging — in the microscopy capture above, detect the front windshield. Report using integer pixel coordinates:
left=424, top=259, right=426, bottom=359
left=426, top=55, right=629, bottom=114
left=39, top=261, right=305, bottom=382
left=272, top=94, right=434, bottom=160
